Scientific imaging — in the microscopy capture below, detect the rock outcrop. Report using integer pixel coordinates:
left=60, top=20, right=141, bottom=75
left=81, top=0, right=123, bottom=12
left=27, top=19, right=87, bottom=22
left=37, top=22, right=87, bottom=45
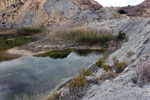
left=0, top=0, right=122, bottom=28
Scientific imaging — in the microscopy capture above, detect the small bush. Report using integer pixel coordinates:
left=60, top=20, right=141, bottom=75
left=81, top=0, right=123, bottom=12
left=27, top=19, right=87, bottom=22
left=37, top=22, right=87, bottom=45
left=117, top=31, right=126, bottom=40
left=103, top=64, right=111, bottom=72
left=115, top=61, right=128, bottom=73
left=113, top=57, right=128, bottom=73
left=69, top=75, right=87, bottom=91
left=118, top=9, right=126, bottom=14
left=96, top=58, right=111, bottom=72
left=47, top=91, right=61, bottom=100
left=96, top=58, right=105, bottom=67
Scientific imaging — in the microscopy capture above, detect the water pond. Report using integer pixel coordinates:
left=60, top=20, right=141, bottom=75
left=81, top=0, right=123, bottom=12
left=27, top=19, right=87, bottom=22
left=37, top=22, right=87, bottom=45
left=0, top=49, right=102, bottom=100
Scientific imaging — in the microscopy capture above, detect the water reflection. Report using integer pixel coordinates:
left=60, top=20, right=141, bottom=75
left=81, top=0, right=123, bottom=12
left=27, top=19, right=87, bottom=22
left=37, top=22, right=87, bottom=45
left=0, top=51, right=102, bottom=100
left=36, top=49, right=103, bottom=59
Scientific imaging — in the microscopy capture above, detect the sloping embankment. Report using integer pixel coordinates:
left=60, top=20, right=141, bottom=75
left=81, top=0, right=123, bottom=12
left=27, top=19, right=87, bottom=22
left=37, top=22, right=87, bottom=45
left=82, top=18, right=150, bottom=100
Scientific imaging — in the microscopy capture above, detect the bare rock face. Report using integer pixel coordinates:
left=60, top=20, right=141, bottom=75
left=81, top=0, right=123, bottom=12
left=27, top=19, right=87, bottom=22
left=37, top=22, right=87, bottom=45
left=82, top=17, right=150, bottom=100
left=0, top=0, right=121, bottom=28
left=0, top=0, right=49, bottom=27
left=72, top=0, right=102, bottom=10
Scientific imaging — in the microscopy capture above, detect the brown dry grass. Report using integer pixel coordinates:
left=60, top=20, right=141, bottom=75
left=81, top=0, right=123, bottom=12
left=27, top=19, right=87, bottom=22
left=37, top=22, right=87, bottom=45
left=0, top=28, right=16, bottom=35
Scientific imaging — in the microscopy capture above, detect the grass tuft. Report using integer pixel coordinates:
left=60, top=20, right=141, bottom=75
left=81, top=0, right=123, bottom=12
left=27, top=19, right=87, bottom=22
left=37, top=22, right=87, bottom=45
left=47, top=91, right=61, bottom=100
left=79, top=68, right=93, bottom=76
left=69, top=75, right=87, bottom=91
left=113, top=57, right=128, bottom=73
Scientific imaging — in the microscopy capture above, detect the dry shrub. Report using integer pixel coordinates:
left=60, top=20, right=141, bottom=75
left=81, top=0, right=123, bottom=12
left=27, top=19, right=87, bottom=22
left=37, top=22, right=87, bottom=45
left=99, top=71, right=117, bottom=82
left=113, top=57, right=128, bottom=73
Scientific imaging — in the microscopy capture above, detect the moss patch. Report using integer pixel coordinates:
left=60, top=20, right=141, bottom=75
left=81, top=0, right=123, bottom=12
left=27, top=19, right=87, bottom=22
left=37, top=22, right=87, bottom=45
left=0, top=37, right=37, bottom=52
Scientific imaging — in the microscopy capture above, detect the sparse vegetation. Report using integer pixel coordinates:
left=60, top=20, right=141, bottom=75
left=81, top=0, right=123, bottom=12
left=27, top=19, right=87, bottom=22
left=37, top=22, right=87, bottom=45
left=0, top=26, right=45, bottom=52
left=96, top=50, right=110, bottom=71
left=103, top=64, right=111, bottom=72
left=96, top=58, right=105, bottom=68
left=96, top=58, right=111, bottom=72
left=47, top=91, right=61, bottom=100
left=115, top=61, right=128, bottom=73
left=68, top=68, right=93, bottom=91
left=0, top=37, right=37, bottom=51
left=17, top=27, right=43, bottom=35
left=113, top=57, right=128, bottom=73
left=117, top=31, right=126, bottom=40
left=69, top=74, right=87, bottom=91
left=99, top=71, right=116, bottom=82
left=79, top=68, right=93, bottom=76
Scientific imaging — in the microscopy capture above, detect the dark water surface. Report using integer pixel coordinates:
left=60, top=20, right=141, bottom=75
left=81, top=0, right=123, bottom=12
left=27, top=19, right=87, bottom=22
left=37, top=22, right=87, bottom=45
left=0, top=50, right=102, bottom=100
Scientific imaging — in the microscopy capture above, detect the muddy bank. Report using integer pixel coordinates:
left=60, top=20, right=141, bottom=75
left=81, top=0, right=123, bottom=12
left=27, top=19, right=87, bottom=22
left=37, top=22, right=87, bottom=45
left=7, top=37, right=118, bottom=56
left=0, top=51, right=21, bottom=62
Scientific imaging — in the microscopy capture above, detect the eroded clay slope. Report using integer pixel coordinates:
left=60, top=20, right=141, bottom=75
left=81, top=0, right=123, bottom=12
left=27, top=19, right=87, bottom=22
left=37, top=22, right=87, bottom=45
left=0, top=0, right=121, bottom=28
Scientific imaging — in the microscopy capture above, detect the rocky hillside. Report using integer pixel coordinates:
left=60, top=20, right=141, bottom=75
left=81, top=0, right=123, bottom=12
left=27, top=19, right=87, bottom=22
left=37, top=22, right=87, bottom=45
left=0, top=0, right=121, bottom=28
left=82, top=18, right=150, bottom=100
left=121, top=0, right=150, bottom=17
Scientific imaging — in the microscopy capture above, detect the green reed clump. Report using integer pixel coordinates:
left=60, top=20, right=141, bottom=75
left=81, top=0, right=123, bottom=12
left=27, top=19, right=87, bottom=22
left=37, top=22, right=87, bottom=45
left=17, top=27, right=42, bottom=35
left=51, top=28, right=115, bottom=46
